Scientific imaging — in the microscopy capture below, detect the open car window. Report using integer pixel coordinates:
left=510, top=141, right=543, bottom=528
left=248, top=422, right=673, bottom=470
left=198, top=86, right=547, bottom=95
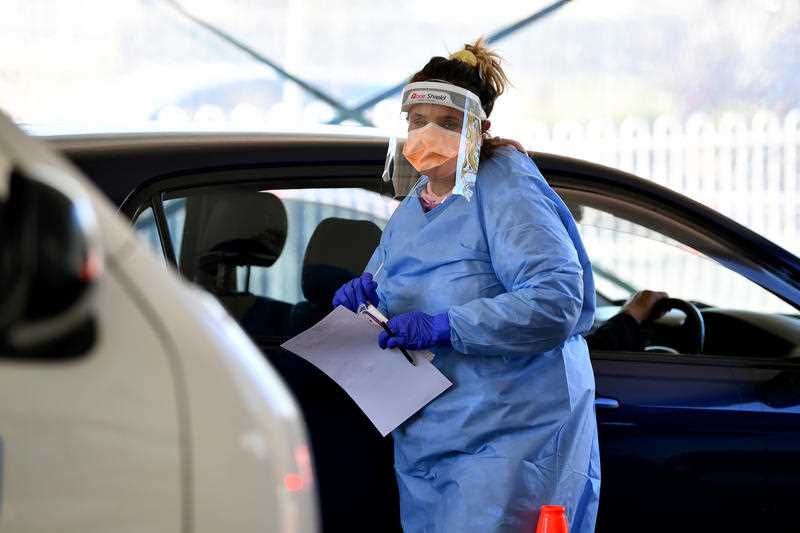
left=135, top=185, right=399, bottom=340
left=567, top=198, right=800, bottom=359
left=574, top=203, right=795, bottom=315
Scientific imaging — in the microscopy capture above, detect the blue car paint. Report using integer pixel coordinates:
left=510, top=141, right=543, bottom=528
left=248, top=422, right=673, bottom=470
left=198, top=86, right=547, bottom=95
left=591, top=354, right=800, bottom=531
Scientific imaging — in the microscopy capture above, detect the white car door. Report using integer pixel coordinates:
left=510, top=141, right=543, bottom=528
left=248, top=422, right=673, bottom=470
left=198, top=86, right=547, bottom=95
left=0, top=261, right=184, bottom=532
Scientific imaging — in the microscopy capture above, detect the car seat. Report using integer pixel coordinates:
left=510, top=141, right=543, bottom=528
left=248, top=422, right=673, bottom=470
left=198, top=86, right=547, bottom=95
left=193, top=191, right=292, bottom=337
left=288, top=217, right=382, bottom=335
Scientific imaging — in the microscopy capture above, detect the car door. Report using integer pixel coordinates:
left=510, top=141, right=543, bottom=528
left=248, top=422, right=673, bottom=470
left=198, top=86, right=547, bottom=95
left=561, top=198, right=800, bottom=531
left=591, top=355, right=768, bottom=531
left=731, top=349, right=800, bottom=525
left=127, top=165, right=404, bottom=533
left=0, top=118, right=186, bottom=531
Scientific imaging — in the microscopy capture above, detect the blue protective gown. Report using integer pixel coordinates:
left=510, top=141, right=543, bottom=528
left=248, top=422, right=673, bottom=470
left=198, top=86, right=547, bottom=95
left=365, top=147, right=600, bottom=533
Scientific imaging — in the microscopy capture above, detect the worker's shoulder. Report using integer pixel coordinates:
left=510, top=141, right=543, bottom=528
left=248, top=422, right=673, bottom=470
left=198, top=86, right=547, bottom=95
left=476, top=146, right=549, bottom=196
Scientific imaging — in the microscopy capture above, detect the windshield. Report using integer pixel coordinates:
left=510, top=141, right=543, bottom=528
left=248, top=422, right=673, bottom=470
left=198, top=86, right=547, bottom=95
left=3, top=0, right=799, bottom=255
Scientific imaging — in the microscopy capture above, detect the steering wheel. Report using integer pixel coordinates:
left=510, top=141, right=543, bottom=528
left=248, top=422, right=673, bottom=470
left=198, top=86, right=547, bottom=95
left=643, top=298, right=705, bottom=355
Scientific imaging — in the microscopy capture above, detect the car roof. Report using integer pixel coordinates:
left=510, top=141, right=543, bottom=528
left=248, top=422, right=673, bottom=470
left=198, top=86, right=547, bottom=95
left=47, top=131, right=388, bottom=205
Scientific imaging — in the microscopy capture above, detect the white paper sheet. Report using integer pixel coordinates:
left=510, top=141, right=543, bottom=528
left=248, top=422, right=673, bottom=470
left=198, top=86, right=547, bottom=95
left=281, top=306, right=452, bottom=436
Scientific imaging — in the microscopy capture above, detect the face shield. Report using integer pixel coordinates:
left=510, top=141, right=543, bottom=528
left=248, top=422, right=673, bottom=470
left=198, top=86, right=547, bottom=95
left=383, top=81, right=486, bottom=201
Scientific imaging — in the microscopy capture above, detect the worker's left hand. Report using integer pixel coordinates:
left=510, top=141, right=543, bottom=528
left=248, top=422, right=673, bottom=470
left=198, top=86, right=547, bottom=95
left=378, top=311, right=452, bottom=350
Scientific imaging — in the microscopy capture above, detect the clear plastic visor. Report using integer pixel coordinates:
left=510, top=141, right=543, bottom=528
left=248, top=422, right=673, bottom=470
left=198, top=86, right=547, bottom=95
left=383, top=81, right=485, bottom=201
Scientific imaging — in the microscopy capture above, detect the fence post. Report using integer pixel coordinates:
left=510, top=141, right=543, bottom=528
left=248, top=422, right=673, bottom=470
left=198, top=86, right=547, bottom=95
left=619, top=117, right=651, bottom=178
left=653, top=116, right=683, bottom=191
left=685, top=113, right=715, bottom=205
left=552, top=120, right=585, bottom=161
left=585, top=119, right=617, bottom=168
left=751, top=111, right=781, bottom=242
left=784, top=109, right=800, bottom=251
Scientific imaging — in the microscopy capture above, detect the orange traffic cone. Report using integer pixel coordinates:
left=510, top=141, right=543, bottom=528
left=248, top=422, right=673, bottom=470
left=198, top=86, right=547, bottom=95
left=535, top=505, right=569, bottom=533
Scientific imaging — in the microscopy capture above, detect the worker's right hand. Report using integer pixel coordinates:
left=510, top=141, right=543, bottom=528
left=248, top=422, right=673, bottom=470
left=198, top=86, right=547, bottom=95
left=332, top=272, right=379, bottom=312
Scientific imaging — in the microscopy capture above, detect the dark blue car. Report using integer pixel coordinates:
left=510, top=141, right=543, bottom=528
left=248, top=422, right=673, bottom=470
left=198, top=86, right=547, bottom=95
left=52, top=132, right=800, bottom=532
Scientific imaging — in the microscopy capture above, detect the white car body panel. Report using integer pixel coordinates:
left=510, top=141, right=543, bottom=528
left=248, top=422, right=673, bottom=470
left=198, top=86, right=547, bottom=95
left=0, top=111, right=318, bottom=532
left=116, top=240, right=318, bottom=533
left=0, top=263, right=183, bottom=532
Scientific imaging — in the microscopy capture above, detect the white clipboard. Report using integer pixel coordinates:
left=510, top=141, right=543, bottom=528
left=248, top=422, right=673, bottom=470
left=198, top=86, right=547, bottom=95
left=281, top=306, right=452, bottom=436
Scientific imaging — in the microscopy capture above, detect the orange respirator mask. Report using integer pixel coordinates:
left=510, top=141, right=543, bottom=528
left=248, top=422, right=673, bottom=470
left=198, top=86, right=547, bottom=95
left=402, top=123, right=461, bottom=174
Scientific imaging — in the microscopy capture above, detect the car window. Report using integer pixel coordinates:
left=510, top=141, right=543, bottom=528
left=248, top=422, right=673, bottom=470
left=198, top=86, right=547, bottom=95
left=251, top=188, right=397, bottom=303
left=132, top=206, right=164, bottom=259
left=135, top=186, right=399, bottom=339
left=576, top=204, right=795, bottom=314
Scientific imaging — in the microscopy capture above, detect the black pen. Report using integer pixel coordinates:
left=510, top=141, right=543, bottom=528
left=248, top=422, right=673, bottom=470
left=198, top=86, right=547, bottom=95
left=377, top=320, right=416, bottom=366
left=360, top=307, right=415, bottom=366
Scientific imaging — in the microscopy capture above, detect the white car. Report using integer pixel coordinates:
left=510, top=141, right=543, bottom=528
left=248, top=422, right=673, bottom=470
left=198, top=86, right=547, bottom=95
left=0, top=112, right=318, bottom=532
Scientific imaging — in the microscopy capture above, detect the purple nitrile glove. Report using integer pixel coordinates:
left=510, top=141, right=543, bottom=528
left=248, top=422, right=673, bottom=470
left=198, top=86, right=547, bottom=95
left=332, top=272, right=379, bottom=312
left=378, top=311, right=451, bottom=350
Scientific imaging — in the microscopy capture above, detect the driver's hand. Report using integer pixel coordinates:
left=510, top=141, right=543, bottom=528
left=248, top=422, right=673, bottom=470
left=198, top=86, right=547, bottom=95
left=621, top=290, right=669, bottom=323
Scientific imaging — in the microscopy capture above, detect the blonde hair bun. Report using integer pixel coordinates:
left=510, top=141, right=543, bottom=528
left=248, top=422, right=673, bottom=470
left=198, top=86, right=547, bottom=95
left=462, top=37, right=508, bottom=99
left=449, top=49, right=478, bottom=67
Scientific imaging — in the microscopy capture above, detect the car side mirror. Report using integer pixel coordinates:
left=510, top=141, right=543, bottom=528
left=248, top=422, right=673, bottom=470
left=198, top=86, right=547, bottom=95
left=0, top=168, right=102, bottom=356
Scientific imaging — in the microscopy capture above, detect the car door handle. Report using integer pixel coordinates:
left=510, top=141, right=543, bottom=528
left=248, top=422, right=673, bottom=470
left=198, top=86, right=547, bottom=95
left=594, top=397, right=620, bottom=409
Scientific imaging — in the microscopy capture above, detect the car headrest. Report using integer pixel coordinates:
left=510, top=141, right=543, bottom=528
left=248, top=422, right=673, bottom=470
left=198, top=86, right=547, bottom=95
left=196, top=191, right=288, bottom=274
left=301, top=217, right=382, bottom=307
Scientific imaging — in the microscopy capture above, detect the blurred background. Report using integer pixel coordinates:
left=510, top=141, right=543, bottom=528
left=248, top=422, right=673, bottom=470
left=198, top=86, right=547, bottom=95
left=2, top=0, right=799, bottom=257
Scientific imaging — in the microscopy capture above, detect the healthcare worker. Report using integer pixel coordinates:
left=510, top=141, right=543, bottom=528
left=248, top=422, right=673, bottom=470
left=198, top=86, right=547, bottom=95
left=333, top=38, right=600, bottom=533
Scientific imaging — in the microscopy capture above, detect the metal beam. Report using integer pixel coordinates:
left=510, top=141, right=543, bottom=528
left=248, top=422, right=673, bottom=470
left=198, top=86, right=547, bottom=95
left=160, top=0, right=373, bottom=126
left=327, top=0, right=574, bottom=125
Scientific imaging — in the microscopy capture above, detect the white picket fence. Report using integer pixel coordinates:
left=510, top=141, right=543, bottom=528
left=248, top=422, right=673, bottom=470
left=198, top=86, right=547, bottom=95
left=517, top=110, right=800, bottom=313
left=524, top=110, right=800, bottom=255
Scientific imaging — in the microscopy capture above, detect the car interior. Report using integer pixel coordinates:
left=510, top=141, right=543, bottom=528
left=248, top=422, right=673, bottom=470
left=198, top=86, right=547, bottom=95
left=189, top=191, right=294, bottom=336
left=131, top=180, right=800, bottom=531
left=135, top=182, right=800, bottom=361
left=560, top=188, right=800, bottom=359
left=288, top=216, right=382, bottom=336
